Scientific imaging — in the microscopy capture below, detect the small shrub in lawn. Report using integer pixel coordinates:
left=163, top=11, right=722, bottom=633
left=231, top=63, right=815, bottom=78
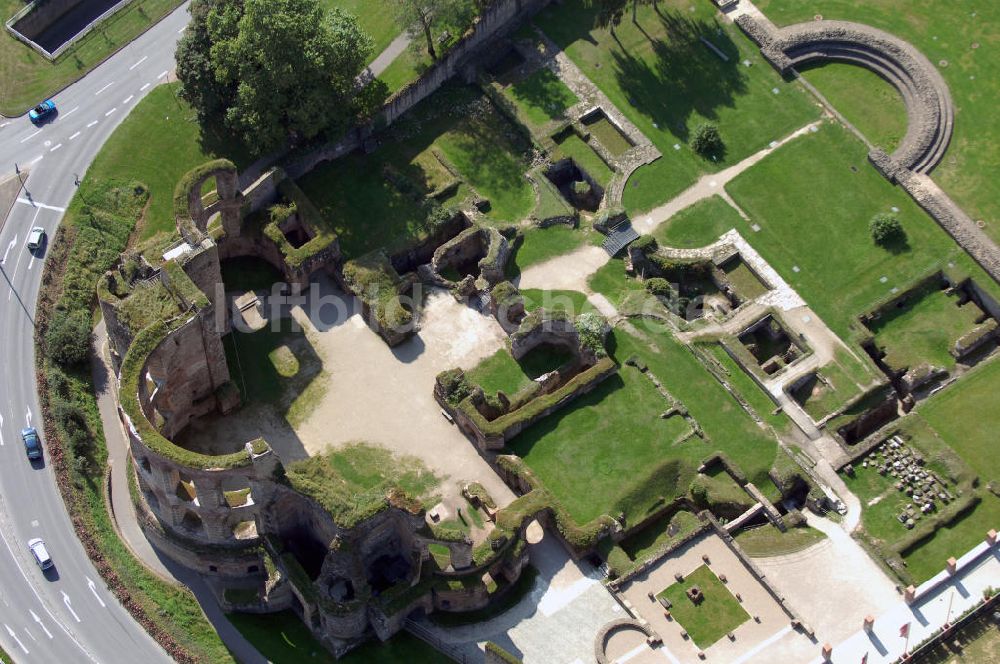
left=645, top=277, right=673, bottom=297
left=45, top=309, right=93, bottom=366
left=690, top=123, right=723, bottom=157
left=870, top=213, right=906, bottom=246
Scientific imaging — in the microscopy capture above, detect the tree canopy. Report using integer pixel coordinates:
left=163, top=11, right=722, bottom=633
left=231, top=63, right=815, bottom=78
left=177, top=0, right=377, bottom=154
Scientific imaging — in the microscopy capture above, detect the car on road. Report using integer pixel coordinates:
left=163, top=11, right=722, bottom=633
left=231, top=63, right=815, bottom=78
left=21, top=427, right=43, bottom=461
left=28, top=99, right=56, bottom=125
left=26, top=226, right=46, bottom=251
left=28, top=538, right=53, bottom=570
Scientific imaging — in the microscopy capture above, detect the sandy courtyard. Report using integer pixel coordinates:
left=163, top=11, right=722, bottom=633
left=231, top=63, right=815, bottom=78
left=291, top=277, right=516, bottom=506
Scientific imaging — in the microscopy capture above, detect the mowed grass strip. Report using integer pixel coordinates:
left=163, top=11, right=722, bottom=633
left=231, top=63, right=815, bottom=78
left=534, top=0, right=819, bottom=215
left=724, top=122, right=973, bottom=341
left=653, top=195, right=747, bottom=249
left=503, top=67, right=579, bottom=127
left=657, top=564, right=750, bottom=648
left=0, top=0, right=183, bottom=115
left=755, top=0, right=1000, bottom=247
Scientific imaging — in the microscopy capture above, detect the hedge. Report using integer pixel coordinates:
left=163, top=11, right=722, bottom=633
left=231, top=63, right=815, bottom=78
left=173, top=159, right=236, bottom=238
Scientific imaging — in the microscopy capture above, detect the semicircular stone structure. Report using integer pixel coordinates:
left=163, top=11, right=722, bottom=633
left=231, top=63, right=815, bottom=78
left=736, top=16, right=954, bottom=175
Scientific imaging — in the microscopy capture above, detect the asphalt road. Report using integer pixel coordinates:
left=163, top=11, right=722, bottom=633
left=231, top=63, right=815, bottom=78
left=0, top=5, right=192, bottom=662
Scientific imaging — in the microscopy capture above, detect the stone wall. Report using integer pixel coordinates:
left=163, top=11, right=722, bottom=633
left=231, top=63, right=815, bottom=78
left=287, top=0, right=554, bottom=179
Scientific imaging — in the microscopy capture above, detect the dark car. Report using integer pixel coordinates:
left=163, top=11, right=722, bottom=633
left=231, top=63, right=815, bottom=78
left=21, top=427, right=42, bottom=461
left=28, top=100, right=56, bottom=125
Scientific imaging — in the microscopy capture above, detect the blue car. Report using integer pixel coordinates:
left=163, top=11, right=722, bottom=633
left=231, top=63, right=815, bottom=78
left=28, top=100, right=56, bottom=125
left=21, top=427, right=42, bottom=461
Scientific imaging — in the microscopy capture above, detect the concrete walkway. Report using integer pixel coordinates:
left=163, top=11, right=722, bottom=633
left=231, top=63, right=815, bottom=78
left=91, top=321, right=268, bottom=664
left=366, top=32, right=412, bottom=78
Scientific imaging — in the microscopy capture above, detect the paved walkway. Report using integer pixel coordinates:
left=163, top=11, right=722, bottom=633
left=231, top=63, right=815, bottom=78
left=418, top=528, right=623, bottom=663
left=366, top=32, right=412, bottom=78
left=91, top=321, right=268, bottom=664
left=809, top=536, right=999, bottom=664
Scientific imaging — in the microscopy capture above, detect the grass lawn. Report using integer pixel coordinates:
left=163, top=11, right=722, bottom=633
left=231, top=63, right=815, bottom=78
left=734, top=523, right=826, bottom=557
left=553, top=132, right=615, bottom=187
left=657, top=564, right=750, bottom=648
left=653, top=195, right=747, bottom=248
left=507, top=225, right=594, bottom=275
left=790, top=349, right=875, bottom=421
left=508, top=326, right=779, bottom=526
left=755, top=0, right=1000, bottom=247
left=619, top=509, right=702, bottom=561
left=322, top=0, right=397, bottom=62
left=228, top=610, right=449, bottom=663
left=0, top=0, right=184, bottom=115
left=868, top=286, right=984, bottom=372
left=533, top=0, right=819, bottom=216
left=221, top=256, right=286, bottom=292
left=77, top=83, right=250, bottom=245
left=223, top=318, right=327, bottom=426
left=298, top=85, right=535, bottom=258
left=700, top=343, right=788, bottom=431
left=466, top=344, right=574, bottom=396
left=584, top=115, right=634, bottom=157
left=519, top=288, right=596, bottom=316
left=503, top=67, right=579, bottom=127
left=725, top=121, right=990, bottom=342
left=721, top=257, right=769, bottom=301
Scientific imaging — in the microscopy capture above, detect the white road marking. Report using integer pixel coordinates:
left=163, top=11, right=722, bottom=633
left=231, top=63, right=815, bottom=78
left=178, top=25, right=186, bottom=33
left=139, top=83, right=150, bottom=92
left=123, top=95, right=134, bottom=104
left=49, top=143, right=62, bottom=153
left=0, top=412, right=4, bottom=446
left=3, top=624, right=27, bottom=655
left=62, top=106, right=79, bottom=118
left=28, top=155, right=43, bottom=165
left=157, top=70, right=168, bottom=78
left=86, top=120, right=98, bottom=128
left=25, top=408, right=32, bottom=427
left=29, top=611, right=53, bottom=639
left=94, top=82, right=114, bottom=95
left=1, top=236, right=15, bottom=264
left=105, top=108, right=117, bottom=117
left=86, top=578, right=106, bottom=608
left=8, top=208, right=39, bottom=286
left=23, top=627, right=35, bottom=642
left=16, top=199, right=65, bottom=212
left=20, top=130, right=41, bottom=143
left=69, top=131, right=81, bottom=140
left=0, top=121, right=9, bottom=127
left=0, top=513, right=100, bottom=662
left=61, top=592, right=81, bottom=623
left=129, top=55, right=148, bottom=70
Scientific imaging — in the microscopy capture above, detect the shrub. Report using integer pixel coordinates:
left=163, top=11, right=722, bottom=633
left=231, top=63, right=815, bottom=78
left=575, top=312, right=610, bottom=357
left=690, top=122, right=723, bottom=156
left=645, top=277, right=673, bottom=297
left=45, top=309, right=93, bottom=366
left=869, top=213, right=905, bottom=246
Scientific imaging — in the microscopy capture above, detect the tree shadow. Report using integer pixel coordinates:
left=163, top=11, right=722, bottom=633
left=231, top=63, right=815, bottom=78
left=610, top=9, right=748, bottom=144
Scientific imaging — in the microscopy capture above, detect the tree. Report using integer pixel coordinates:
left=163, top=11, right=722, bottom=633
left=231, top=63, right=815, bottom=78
left=690, top=122, right=723, bottom=156
left=45, top=309, right=92, bottom=366
left=394, top=0, right=453, bottom=61
left=870, top=213, right=906, bottom=246
left=177, top=0, right=375, bottom=154
left=587, top=0, right=656, bottom=31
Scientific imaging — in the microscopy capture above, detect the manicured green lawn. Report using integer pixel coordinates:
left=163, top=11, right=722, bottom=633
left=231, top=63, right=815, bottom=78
left=224, top=318, right=327, bottom=426
left=508, top=225, right=599, bottom=275
left=700, top=343, right=788, bottom=431
left=657, top=564, right=750, bottom=648
left=299, top=85, right=535, bottom=258
left=618, top=509, right=701, bottom=562
left=519, top=288, right=596, bottom=315
left=734, top=523, right=826, bottom=557
left=868, top=286, right=983, bottom=371
left=228, top=610, right=449, bottom=663
left=721, top=258, right=769, bottom=301
left=725, top=122, right=985, bottom=342
left=653, top=195, right=747, bottom=248
left=77, top=84, right=250, bottom=244
left=322, top=0, right=397, bottom=61
left=503, top=67, right=579, bottom=127
left=553, top=132, right=615, bottom=187
left=755, top=0, right=1000, bottom=247
left=533, top=0, right=819, bottom=215
left=466, top=344, right=574, bottom=396
left=508, top=326, right=779, bottom=526
left=0, top=0, right=184, bottom=115
left=585, top=115, right=634, bottom=157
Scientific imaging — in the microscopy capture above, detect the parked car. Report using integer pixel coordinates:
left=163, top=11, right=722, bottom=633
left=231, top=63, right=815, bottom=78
left=26, top=226, right=45, bottom=251
left=28, top=100, right=56, bottom=125
left=28, top=538, right=53, bottom=570
left=21, top=427, right=42, bottom=461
